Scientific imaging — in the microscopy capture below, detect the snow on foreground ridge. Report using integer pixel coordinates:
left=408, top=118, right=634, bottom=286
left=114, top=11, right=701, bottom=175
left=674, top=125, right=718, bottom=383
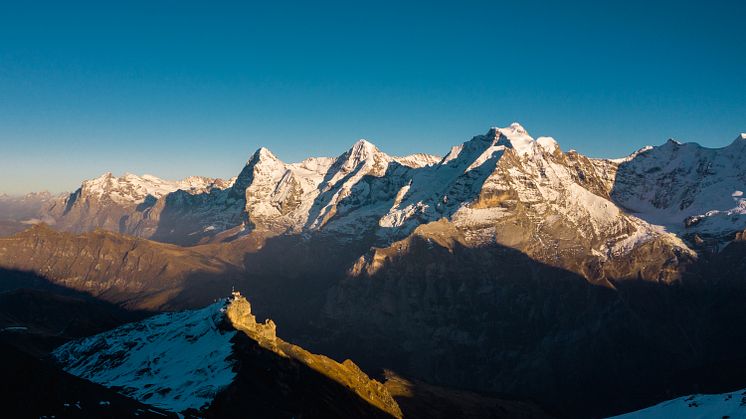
left=52, top=301, right=236, bottom=413
left=608, top=389, right=746, bottom=419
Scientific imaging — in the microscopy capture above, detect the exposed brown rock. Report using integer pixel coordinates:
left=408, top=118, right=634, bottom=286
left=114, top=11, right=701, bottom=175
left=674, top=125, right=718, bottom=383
left=226, top=293, right=403, bottom=419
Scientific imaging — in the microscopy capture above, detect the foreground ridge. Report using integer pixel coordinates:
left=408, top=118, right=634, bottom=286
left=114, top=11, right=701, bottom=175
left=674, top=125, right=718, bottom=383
left=53, top=292, right=403, bottom=418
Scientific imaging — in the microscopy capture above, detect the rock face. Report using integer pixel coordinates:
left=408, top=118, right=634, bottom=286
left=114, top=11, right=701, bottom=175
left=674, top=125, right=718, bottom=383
left=54, top=293, right=403, bottom=418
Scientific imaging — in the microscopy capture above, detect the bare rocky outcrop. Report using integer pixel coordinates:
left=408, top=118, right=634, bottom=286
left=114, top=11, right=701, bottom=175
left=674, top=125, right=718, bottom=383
left=226, top=292, right=403, bottom=419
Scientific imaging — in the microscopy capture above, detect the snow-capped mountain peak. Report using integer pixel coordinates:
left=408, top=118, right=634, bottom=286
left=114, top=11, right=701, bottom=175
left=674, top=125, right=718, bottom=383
left=232, top=147, right=286, bottom=193
left=611, top=134, right=746, bottom=239
left=350, top=138, right=377, bottom=152
left=482, top=124, right=557, bottom=156
left=252, top=146, right=279, bottom=162
left=78, top=172, right=228, bottom=205
left=338, top=139, right=390, bottom=171
left=460, top=125, right=557, bottom=172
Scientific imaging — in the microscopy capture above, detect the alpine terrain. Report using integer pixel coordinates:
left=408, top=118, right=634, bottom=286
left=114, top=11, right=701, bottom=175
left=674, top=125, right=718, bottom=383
left=2, top=123, right=746, bottom=418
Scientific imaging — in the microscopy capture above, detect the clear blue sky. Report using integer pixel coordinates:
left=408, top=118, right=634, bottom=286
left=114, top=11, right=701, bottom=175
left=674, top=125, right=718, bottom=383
left=1, top=0, right=744, bottom=194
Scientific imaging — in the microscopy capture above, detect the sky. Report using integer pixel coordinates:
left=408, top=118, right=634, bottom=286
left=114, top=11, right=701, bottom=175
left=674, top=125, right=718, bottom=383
left=0, top=0, right=744, bottom=194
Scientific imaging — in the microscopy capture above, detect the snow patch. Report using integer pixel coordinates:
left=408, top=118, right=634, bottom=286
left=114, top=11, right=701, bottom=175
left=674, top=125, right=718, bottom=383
left=53, top=302, right=236, bottom=413
left=608, top=389, right=746, bottom=418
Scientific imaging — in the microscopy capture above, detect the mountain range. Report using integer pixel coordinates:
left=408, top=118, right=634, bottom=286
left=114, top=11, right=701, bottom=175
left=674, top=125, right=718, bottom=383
left=2, top=123, right=746, bottom=418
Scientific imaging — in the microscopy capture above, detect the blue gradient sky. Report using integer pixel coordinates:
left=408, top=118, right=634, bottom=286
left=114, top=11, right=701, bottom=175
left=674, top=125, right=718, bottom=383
left=1, top=1, right=744, bottom=194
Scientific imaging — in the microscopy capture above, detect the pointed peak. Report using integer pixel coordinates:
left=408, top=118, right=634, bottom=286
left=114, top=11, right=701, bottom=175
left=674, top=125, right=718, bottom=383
left=350, top=139, right=378, bottom=152
left=343, top=138, right=384, bottom=159
left=248, top=147, right=279, bottom=164
left=331, top=138, right=390, bottom=173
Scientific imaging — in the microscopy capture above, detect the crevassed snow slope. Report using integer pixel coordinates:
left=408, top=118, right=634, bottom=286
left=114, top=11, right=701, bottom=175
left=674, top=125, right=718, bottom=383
left=53, top=301, right=236, bottom=413
left=609, top=389, right=746, bottom=419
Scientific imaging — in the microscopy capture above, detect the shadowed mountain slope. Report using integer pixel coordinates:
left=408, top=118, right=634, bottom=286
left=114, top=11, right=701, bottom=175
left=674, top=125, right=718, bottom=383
left=0, top=224, right=243, bottom=310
